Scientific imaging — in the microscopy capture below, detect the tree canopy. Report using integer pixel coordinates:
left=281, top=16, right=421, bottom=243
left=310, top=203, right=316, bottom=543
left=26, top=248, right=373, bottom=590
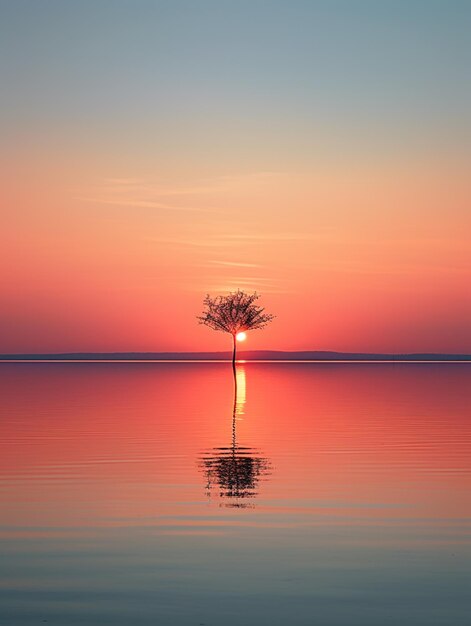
left=197, top=290, right=275, bottom=336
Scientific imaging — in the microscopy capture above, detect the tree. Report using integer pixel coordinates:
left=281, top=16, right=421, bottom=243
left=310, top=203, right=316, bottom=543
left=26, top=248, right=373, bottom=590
left=197, top=290, right=275, bottom=366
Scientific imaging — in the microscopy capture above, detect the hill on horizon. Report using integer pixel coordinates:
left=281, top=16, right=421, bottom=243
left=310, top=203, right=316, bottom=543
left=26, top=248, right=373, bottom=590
left=0, top=350, right=470, bottom=361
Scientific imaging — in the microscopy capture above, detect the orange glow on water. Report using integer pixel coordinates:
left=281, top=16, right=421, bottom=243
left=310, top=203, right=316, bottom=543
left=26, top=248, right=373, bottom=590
left=0, top=363, right=469, bottom=528
left=1, top=361, right=469, bottom=623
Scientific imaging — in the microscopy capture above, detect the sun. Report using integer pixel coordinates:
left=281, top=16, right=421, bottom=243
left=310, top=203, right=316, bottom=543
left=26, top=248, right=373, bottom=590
left=236, top=331, right=247, bottom=342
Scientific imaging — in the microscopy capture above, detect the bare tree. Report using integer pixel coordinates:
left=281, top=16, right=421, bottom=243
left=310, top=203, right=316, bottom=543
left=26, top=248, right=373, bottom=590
left=197, top=290, right=275, bottom=365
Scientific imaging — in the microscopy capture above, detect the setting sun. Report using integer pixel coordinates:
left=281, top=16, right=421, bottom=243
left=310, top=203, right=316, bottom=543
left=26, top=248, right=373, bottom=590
left=236, top=332, right=247, bottom=342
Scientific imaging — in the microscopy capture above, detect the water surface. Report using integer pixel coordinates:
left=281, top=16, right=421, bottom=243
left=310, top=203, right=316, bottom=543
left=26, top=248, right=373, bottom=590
left=0, top=363, right=470, bottom=625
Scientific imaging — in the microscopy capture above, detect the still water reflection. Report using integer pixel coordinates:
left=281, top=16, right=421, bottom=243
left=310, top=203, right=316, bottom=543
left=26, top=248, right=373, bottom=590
left=0, top=362, right=470, bottom=625
left=199, top=366, right=271, bottom=507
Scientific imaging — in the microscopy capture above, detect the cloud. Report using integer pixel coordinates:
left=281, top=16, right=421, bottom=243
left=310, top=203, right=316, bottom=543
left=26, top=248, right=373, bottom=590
left=209, top=260, right=261, bottom=268
left=222, top=233, right=315, bottom=241
left=75, top=170, right=292, bottom=216
left=75, top=177, right=220, bottom=213
left=147, top=232, right=316, bottom=247
left=104, top=178, right=143, bottom=185
left=76, top=196, right=212, bottom=212
left=197, top=284, right=294, bottom=295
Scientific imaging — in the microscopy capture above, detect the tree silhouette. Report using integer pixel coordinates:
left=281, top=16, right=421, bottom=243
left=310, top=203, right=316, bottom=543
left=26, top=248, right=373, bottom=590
left=198, top=366, right=271, bottom=507
left=200, top=439, right=271, bottom=507
left=197, top=290, right=275, bottom=365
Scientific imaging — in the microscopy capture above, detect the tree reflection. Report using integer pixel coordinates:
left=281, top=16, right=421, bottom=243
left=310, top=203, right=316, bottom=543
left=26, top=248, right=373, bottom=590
left=199, top=365, right=271, bottom=508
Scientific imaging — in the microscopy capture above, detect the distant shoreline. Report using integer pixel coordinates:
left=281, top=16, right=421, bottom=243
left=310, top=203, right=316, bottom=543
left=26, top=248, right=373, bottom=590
left=0, top=351, right=470, bottom=362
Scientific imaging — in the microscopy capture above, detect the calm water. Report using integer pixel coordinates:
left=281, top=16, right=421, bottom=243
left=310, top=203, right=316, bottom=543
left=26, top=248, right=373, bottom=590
left=0, top=363, right=470, bottom=625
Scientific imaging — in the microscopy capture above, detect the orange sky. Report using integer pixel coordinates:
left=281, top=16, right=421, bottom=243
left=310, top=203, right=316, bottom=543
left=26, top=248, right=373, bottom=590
left=2, top=149, right=470, bottom=353
left=1, top=2, right=470, bottom=353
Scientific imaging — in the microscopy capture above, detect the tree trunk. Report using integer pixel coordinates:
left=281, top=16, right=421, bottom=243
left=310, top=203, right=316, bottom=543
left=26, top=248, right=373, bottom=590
left=232, top=333, right=237, bottom=367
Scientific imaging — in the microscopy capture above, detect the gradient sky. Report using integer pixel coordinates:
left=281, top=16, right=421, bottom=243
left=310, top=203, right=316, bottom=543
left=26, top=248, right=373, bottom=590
left=1, top=0, right=470, bottom=353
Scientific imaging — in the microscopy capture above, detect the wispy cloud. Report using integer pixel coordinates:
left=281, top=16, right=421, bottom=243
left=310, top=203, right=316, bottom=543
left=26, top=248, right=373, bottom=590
left=146, top=232, right=315, bottom=247
left=145, top=238, right=239, bottom=248
left=222, top=233, right=315, bottom=241
left=75, top=177, right=218, bottom=213
left=77, top=170, right=288, bottom=209
left=196, top=284, right=294, bottom=295
left=209, top=260, right=261, bottom=268
left=104, top=178, right=143, bottom=185
left=76, top=196, right=212, bottom=212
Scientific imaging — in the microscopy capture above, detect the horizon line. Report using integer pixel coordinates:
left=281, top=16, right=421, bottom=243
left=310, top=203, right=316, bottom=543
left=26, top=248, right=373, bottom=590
left=1, top=360, right=470, bottom=365
left=1, top=349, right=470, bottom=363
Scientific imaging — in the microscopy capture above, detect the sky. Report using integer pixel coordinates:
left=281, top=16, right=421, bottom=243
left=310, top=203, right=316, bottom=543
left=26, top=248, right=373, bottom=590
left=1, top=0, right=470, bottom=354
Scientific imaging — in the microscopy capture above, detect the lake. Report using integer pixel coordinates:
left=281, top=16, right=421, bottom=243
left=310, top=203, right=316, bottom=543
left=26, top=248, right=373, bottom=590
left=0, top=362, right=470, bottom=625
